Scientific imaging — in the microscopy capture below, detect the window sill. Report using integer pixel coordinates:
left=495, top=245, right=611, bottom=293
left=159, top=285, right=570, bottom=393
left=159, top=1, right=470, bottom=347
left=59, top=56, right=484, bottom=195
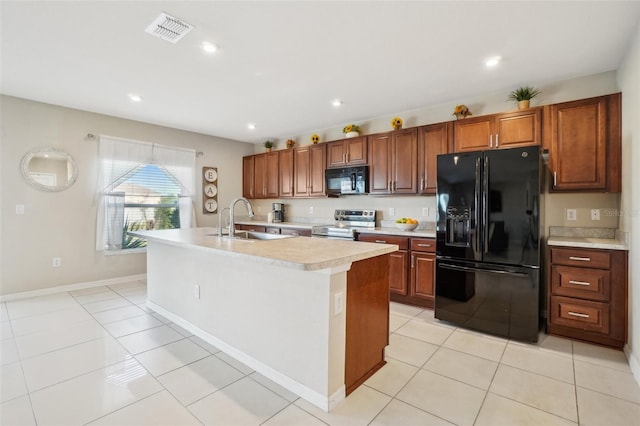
left=104, top=248, right=147, bottom=256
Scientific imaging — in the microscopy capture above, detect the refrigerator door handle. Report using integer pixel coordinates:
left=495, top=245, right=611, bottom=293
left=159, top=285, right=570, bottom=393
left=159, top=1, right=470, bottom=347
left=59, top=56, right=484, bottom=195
left=483, top=156, right=490, bottom=253
left=475, top=158, right=481, bottom=253
left=439, top=263, right=529, bottom=277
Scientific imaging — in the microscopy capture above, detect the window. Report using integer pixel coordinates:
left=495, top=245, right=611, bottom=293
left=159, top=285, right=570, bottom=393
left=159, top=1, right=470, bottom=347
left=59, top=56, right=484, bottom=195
left=96, top=136, right=196, bottom=251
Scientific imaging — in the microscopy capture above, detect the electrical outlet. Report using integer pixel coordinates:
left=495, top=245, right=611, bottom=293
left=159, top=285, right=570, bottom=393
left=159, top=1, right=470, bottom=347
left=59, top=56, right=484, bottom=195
left=16, top=204, right=25, bottom=215
left=334, top=292, right=344, bottom=316
left=566, top=209, right=577, bottom=221
left=194, top=284, right=200, bottom=299
left=389, top=207, right=395, bottom=217
left=422, top=208, right=429, bottom=217
left=591, top=209, right=601, bottom=220
left=308, top=206, right=314, bottom=215
left=52, top=257, right=61, bottom=267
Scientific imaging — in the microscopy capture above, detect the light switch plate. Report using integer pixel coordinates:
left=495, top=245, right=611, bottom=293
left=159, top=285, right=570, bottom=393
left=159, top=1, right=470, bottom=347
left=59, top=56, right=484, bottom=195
left=566, top=209, right=577, bottom=221
left=389, top=207, right=395, bottom=217
left=422, top=208, right=429, bottom=217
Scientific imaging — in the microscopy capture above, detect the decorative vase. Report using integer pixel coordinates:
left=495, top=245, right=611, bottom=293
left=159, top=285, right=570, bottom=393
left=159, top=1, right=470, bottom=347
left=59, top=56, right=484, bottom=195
left=393, top=124, right=402, bottom=130
left=455, top=114, right=466, bottom=120
left=345, top=131, right=359, bottom=138
left=265, top=147, right=272, bottom=152
left=518, top=100, right=530, bottom=109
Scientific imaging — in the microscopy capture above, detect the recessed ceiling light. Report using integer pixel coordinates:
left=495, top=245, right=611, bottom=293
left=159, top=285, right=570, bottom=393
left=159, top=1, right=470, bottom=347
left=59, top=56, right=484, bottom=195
left=485, top=56, right=502, bottom=68
left=128, top=94, right=143, bottom=102
left=202, top=42, right=218, bottom=53
left=247, top=123, right=256, bottom=130
left=332, top=99, right=343, bottom=107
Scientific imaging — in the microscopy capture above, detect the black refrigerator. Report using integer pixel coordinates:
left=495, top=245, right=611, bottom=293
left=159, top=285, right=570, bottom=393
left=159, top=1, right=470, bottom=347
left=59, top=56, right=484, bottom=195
left=435, top=146, right=542, bottom=342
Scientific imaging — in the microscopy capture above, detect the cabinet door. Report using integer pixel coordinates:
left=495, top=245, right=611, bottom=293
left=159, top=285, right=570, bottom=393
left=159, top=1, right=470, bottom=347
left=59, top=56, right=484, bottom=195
left=278, top=149, right=294, bottom=197
left=242, top=156, right=255, bottom=199
left=346, top=136, right=367, bottom=165
left=412, top=252, right=435, bottom=300
left=391, top=128, right=418, bottom=194
left=368, top=133, right=392, bottom=194
left=495, top=108, right=541, bottom=149
left=293, top=147, right=310, bottom=197
left=418, top=123, right=451, bottom=194
left=254, top=153, right=266, bottom=198
left=389, top=250, right=409, bottom=296
left=309, top=144, right=326, bottom=197
left=550, top=96, right=607, bottom=191
left=454, top=116, right=492, bottom=152
left=327, top=140, right=347, bottom=168
left=265, top=151, right=279, bottom=198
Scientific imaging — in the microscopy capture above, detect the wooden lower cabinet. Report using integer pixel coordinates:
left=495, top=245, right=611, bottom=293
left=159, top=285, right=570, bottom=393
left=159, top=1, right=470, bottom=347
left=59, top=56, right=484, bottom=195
left=547, top=246, right=628, bottom=348
left=358, top=233, right=435, bottom=308
left=345, top=254, right=390, bottom=395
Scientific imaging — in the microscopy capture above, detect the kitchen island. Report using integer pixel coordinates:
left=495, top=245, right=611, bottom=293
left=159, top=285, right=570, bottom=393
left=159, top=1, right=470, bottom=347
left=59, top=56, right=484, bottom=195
left=133, top=227, right=397, bottom=411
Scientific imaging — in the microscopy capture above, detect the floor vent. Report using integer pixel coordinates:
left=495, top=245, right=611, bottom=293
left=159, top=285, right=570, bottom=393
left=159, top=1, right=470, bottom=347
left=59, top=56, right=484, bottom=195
left=145, top=12, right=193, bottom=44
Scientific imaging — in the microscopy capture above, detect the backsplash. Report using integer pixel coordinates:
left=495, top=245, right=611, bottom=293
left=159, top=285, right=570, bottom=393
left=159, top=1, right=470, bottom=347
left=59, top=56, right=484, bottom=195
left=548, top=226, right=616, bottom=239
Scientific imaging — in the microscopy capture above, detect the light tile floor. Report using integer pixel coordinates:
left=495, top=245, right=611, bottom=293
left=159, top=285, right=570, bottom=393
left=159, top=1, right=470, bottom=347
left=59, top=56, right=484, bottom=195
left=2, top=281, right=640, bottom=425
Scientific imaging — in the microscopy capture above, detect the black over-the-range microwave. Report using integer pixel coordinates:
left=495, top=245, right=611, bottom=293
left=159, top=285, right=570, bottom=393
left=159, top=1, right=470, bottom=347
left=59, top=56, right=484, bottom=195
left=325, top=166, right=369, bottom=196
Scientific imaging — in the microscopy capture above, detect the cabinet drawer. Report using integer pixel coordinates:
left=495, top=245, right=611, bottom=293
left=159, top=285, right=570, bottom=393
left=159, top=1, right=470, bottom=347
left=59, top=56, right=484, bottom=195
left=411, top=238, right=435, bottom=253
left=550, top=296, right=610, bottom=334
left=551, top=265, right=610, bottom=302
left=235, top=224, right=266, bottom=233
left=550, top=247, right=611, bottom=269
left=358, top=234, right=409, bottom=250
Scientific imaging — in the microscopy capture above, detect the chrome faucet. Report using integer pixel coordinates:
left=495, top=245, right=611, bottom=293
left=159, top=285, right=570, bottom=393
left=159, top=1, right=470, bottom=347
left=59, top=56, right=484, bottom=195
left=229, top=197, right=255, bottom=237
left=217, top=207, right=230, bottom=237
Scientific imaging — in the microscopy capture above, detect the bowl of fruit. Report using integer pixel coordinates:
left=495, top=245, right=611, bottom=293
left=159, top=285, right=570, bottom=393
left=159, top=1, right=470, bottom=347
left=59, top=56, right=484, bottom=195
left=395, top=218, right=418, bottom=231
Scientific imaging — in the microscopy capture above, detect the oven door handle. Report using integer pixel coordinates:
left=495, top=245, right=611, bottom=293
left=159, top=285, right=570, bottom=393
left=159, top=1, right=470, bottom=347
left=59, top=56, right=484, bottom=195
left=439, top=263, right=529, bottom=277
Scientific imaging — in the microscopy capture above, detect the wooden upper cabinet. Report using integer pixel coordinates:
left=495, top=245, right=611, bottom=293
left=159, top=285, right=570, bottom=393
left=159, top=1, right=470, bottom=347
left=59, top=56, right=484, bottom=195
left=293, top=144, right=326, bottom=197
left=242, top=152, right=278, bottom=199
left=326, top=136, right=367, bottom=168
left=368, top=129, right=417, bottom=195
left=417, top=122, right=452, bottom=194
left=454, top=108, right=542, bottom=152
left=547, top=94, right=621, bottom=192
left=309, top=144, right=326, bottom=197
left=278, top=149, right=294, bottom=198
left=242, top=156, right=255, bottom=199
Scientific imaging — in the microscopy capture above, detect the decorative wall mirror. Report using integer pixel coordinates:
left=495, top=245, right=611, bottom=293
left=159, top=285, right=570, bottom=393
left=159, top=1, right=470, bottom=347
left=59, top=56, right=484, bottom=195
left=21, top=147, right=79, bottom=192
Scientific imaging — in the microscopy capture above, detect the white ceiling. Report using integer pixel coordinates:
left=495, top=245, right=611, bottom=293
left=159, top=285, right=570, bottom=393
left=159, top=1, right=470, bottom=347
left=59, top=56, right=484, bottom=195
left=2, top=1, right=639, bottom=144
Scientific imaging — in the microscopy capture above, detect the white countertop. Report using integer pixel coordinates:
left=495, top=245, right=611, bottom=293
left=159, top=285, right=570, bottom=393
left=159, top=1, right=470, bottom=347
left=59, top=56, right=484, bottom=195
left=235, top=220, right=318, bottom=230
left=547, top=236, right=628, bottom=251
left=357, top=227, right=436, bottom=238
left=133, top=227, right=399, bottom=271
left=235, top=220, right=436, bottom=238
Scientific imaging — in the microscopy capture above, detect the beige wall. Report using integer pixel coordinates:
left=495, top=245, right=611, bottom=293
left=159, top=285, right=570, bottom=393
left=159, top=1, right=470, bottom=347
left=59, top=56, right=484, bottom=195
left=0, top=96, right=255, bottom=296
left=0, top=70, right=628, bottom=297
left=617, top=21, right=640, bottom=375
left=256, top=71, right=623, bottom=230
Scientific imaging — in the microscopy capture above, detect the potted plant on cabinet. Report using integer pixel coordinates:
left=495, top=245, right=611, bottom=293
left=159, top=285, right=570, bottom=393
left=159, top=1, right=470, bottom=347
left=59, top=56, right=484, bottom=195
left=508, top=86, right=541, bottom=109
left=343, top=124, right=361, bottom=138
left=263, top=140, right=275, bottom=152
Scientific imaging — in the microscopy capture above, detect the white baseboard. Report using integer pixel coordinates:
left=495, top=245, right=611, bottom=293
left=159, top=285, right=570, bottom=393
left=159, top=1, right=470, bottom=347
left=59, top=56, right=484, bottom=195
left=0, top=274, right=147, bottom=302
left=624, top=343, right=640, bottom=386
left=148, top=301, right=344, bottom=412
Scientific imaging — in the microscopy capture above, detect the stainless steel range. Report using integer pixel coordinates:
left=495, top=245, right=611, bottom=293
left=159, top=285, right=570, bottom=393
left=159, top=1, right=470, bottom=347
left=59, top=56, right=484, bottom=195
left=311, top=209, right=376, bottom=240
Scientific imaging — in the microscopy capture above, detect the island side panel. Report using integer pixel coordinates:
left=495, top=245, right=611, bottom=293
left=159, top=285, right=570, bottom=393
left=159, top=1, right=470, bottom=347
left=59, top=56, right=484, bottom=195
left=345, top=253, right=390, bottom=395
left=145, top=240, right=348, bottom=410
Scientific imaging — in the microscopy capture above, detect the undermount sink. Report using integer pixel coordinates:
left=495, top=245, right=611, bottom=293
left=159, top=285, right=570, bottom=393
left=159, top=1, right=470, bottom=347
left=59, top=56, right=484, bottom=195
left=222, top=231, right=295, bottom=241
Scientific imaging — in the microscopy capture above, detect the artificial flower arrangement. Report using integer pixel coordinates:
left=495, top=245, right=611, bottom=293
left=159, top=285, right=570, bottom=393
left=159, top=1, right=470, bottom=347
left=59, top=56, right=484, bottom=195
left=343, top=124, right=361, bottom=134
left=286, top=139, right=296, bottom=148
left=391, top=117, right=403, bottom=130
left=453, top=104, right=472, bottom=119
left=310, top=134, right=320, bottom=144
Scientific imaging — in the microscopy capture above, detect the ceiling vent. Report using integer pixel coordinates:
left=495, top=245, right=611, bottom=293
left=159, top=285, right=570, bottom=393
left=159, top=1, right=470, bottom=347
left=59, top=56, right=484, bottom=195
left=145, top=12, right=194, bottom=43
